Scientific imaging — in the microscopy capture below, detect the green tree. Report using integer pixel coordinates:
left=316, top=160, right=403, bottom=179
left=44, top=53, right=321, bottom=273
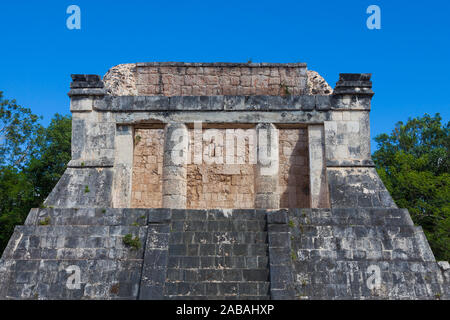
left=0, top=167, right=34, bottom=250
left=0, top=92, right=72, bottom=254
left=373, top=113, right=450, bottom=261
left=0, top=91, right=43, bottom=168
left=26, top=114, right=72, bottom=204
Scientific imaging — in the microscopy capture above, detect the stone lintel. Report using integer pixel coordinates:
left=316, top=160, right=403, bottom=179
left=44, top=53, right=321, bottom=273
left=94, top=95, right=332, bottom=112
left=110, top=111, right=328, bottom=125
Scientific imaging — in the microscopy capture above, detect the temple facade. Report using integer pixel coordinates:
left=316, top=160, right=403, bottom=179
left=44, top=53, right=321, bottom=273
left=0, top=62, right=448, bottom=300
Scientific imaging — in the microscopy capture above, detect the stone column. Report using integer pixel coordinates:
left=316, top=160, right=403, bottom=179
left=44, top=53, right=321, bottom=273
left=254, top=123, right=280, bottom=209
left=112, top=125, right=134, bottom=208
left=162, top=123, right=188, bottom=209
left=45, top=75, right=115, bottom=208
left=325, top=73, right=374, bottom=166
left=68, top=75, right=114, bottom=167
left=308, top=125, right=330, bottom=208
left=324, top=73, right=396, bottom=208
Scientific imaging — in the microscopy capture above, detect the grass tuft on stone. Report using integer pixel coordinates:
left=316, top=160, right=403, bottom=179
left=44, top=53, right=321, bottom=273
left=123, top=234, right=141, bottom=250
left=38, top=217, right=51, bottom=226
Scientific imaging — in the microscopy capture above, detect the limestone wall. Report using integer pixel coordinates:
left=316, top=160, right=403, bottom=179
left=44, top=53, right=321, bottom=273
left=126, top=126, right=313, bottom=210
left=131, top=129, right=164, bottom=208
left=187, top=128, right=255, bottom=209
left=43, top=69, right=395, bottom=211
left=278, top=128, right=310, bottom=208
left=104, top=62, right=309, bottom=96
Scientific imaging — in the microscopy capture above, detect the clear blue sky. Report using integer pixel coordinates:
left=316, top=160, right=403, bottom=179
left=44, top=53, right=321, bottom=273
left=0, top=0, right=448, bottom=152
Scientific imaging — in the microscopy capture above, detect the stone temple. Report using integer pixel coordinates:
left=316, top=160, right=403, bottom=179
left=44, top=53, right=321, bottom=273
left=0, top=62, right=448, bottom=300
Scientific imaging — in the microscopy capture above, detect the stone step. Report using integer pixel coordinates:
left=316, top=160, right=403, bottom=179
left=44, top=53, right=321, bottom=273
left=25, top=208, right=413, bottom=227
left=169, top=231, right=268, bottom=245
left=268, top=224, right=416, bottom=236
left=168, top=256, right=269, bottom=269
left=171, top=209, right=268, bottom=221
left=295, top=284, right=447, bottom=300
left=168, top=243, right=268, bottom=257
left=166, top=268, right=270, bottom=282
left=288, top=224, right=419, bottom=239
left=23, top=208, right=264, bottom=225
left=294, top=274, right=448, bottom=300
left=1, top=226, right=147, bottom=260
left=295, top=269, right=447, bottom=288
left=290, top=259, right=448, bottom=300
left=171, top=220, right=267, bottom=232
left=164, top=295, right=271, bottom=300
left=10, top=225, right=147, bottom=237
left=24, top=208, right=269, bottom=226
left=288, top=208, right=414, bottom=227
left=163, top=281, right=270, bottom=297
left=0, top=258, right=142, bottom=300
left=292, top=259, right=445, bottom=275
left=293, top=248, right=429, bottom=262
left=4, top=247, right=144, bottom=261
left=289, top=225, right=435, bottom=262
left=25, top=208, right=150, bottom=226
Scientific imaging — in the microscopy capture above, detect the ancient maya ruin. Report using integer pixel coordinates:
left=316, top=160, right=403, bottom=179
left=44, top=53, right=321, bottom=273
left=0, top=62, right=448, bottom=300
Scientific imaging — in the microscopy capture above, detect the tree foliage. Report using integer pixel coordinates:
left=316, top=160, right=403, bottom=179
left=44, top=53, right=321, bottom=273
left=0, top=92, right=71, bottom=253
left=26, top=114, right=72, bottom=202
left=0, top=167, right=34, bottom=250
left=373, top=113, right=450, bottom=261
left=0, top=91, right=43, bottom=168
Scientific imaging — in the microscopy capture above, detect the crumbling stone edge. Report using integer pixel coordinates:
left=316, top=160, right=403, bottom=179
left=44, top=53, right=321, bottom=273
left=267, top=209, right=296, bottom=299
left=138, top=209, right=171, bottom=300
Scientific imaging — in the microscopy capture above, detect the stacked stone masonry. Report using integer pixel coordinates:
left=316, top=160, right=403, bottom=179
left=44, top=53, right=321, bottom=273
left=288, top=208, right=449, bottom=299
left=160, top=209, right=270, bottom=300
left=0, top=208, right=447, bottom=300
left=104, top=63, right=309, bottom=97
left=0, top=63, right=448, bottom=300
left=187, top=128, right=256, bottom=209
left=278, top=128, right=310, bottom=208
left=131, top=128, right=164, bottom=208
left=131, top=126, right=311, bottom=209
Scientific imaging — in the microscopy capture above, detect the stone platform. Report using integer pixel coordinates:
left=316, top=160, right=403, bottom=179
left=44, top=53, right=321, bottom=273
left=0, top=62, right=447, bottom=300
left=0, top=208, right=447, bottom=300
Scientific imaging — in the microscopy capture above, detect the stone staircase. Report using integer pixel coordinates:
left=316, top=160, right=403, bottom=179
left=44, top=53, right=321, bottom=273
left=162, top=209, right=270, bottom=300
left=0, top=207, right=448, bottom=300
left=0, top=208, right=272, bottom=300
left=0, top=208, right=147, bottom=300
left=287, top=208, right=449, bottom=300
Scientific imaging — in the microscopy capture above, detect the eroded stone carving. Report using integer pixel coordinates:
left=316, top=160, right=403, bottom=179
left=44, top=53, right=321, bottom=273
left=103, top=63, right=138, bottom=96
left=306, top=70, right=333, bottom=95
